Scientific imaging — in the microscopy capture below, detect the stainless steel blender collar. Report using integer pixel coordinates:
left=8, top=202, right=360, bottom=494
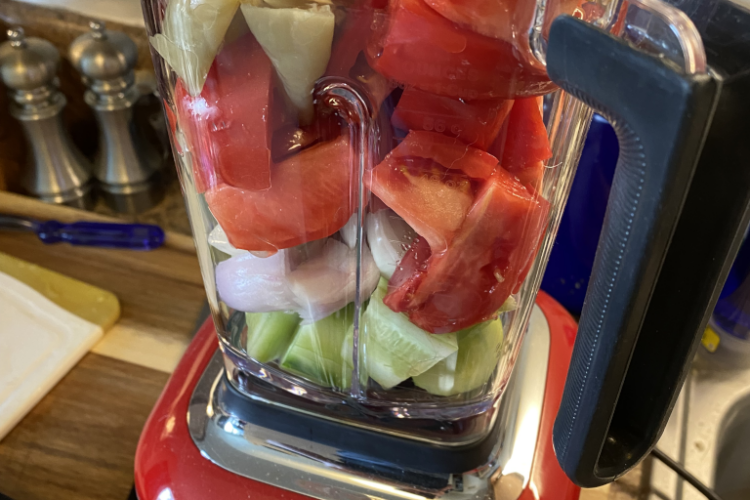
left=187, top=305, right=551, bottom=500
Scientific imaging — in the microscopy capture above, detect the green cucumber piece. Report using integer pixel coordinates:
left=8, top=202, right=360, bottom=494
left=245, top=311, right=301, bottom=363
left=362, top=279, right=457, bottom=389
left=413, top=318, right=504, bottom=396
left=280, top=305, right=354, bottom=389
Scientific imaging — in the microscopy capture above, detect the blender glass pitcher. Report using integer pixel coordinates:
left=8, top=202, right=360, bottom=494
left=141, top=0, right=707, bottom=445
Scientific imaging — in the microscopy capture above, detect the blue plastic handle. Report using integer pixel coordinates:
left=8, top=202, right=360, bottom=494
left=34, top=221, right=165, bottom=250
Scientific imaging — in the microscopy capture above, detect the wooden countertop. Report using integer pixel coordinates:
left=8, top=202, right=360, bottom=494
left=0, top=193, right=643, bottom=500
left=0, top=193, right=206, bottom=500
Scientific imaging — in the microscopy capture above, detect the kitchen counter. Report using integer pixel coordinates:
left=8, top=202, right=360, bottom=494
left=0, top=193, right=645, bottom=500
left=0, top=193, right=205, bottom=500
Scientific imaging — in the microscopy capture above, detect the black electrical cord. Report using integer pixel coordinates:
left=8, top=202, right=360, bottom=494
left=651, top=448, right=724, bottom=500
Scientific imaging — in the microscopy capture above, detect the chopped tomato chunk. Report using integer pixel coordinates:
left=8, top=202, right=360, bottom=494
left=392, top=131, right=499, bottom=179
left=490, top=98, right=552, bottom=190
left=392, top=88, right=512, bottom=149
left=368, top=152, right=474, bottom=252
left=366, top=0, right=554, bottom=100
left=175, top=33, right=290, bottom=193
left=206, top=135, right=355, bottom=253
left=385, top=168, right=550, bottom=333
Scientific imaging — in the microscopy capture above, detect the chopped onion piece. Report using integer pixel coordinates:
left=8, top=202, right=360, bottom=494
left=289, top=239, right=379, bottom=323
left=366, top=209, right=417, bottom=279
left=215, top=251, right=296, bottom=313
left=340, top=213, right=358, bottom=249
left=216, top=238, right=379, bottom=321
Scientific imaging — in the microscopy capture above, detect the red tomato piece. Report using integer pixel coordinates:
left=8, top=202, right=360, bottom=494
left=205, top=135, right=355, bottom=253
left=391, top=131, right=498, bottom=179
left=366, top=0, right=554, bottom=100
left=385, top=168, right=550, bottom=333
left=328, top=6, right=376, bottom=79
left=272, top=111, right=345, bottom=162
left=425, top=0, right=582, bottom=70
left=327, top=7, right=394, bottom=107
left=423, top=0, right=537, bottom=46
left=393, top=89, right=513, bottom=150
left=370, top=195, right=391, bottom=213
left=175, top=33, right=291, bottom=193
left=506, top=160, right=546, bottom=191
left=367, top=153, right=474, bottom=252
left=490, top=98, right=552, bottom=190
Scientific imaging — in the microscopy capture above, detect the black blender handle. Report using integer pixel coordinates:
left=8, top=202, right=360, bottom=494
left=546, top=16, right=718, bottom=487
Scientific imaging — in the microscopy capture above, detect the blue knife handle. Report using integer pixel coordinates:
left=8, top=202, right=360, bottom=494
left=35, top=221, right=166, bottom=250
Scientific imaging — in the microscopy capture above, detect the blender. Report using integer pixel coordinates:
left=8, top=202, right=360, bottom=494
left=133, top=0, right=749, bottom=496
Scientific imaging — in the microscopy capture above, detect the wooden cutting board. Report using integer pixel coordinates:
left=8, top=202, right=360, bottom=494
left=0, top=251, right=121, bottom=330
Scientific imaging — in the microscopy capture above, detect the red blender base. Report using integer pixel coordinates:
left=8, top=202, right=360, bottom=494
left=134, top=291, right=580, bottom=500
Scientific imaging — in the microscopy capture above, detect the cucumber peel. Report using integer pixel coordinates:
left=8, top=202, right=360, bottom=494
left=413, top=318, right=504, bottom=396
left=361, top=279, right=457, bottom=389
left=280, top=304, right=353, bottom=389
left=245, top=311, right=300, bottom=363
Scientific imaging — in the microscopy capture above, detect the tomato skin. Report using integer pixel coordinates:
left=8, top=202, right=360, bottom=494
left=175, top=33, right=289, bottom=193
left=386, top=168, right=550, bottom=333
left=393, top=131, right=499, bottom=179
left=366, top=0, right=554, bottom=100
left=490, top=97, right=552, bottom=190
left=424, top=0, right=523, bottom=41
left=370, top=195, right=391, bottom=213
left=393, top=88, right=512, bottom=150
left=499, top=98, right=552, bottom=168
left=205, top=136, right=355, bottom=253
left=327, top=6, right=375, bottom=79
left=368, top=130, right=502, bottom=252
left=327, top=6, right=394, bottom=108
left=514, top=161, right=546, bottom=191
left=367, top=145, right=475, bottom=252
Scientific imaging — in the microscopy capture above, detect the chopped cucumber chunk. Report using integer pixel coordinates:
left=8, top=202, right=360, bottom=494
left=150, top=0, right=239, bottom=96
left=280, top=304, right=353, bottom=389
left=362, top=279, right=457, bottom=389
left=245, top=311, right=300, bottom=363
left=413, top=318, right=504, bottom=396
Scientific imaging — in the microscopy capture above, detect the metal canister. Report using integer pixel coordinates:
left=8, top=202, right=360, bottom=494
left=0, top=28, right=93, bottom=208
left=70, top=21, right=163, bottom=213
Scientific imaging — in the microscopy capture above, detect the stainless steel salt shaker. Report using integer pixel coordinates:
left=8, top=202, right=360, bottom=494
left=70, top=21, right=163, bottom=214
left=0, top=28, right=94, bottom=208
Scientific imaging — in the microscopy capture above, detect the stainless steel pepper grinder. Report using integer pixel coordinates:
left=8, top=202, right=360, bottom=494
left=0, top=28, right=94, bottom=209
left=70, top=21, right=163, bottom=214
